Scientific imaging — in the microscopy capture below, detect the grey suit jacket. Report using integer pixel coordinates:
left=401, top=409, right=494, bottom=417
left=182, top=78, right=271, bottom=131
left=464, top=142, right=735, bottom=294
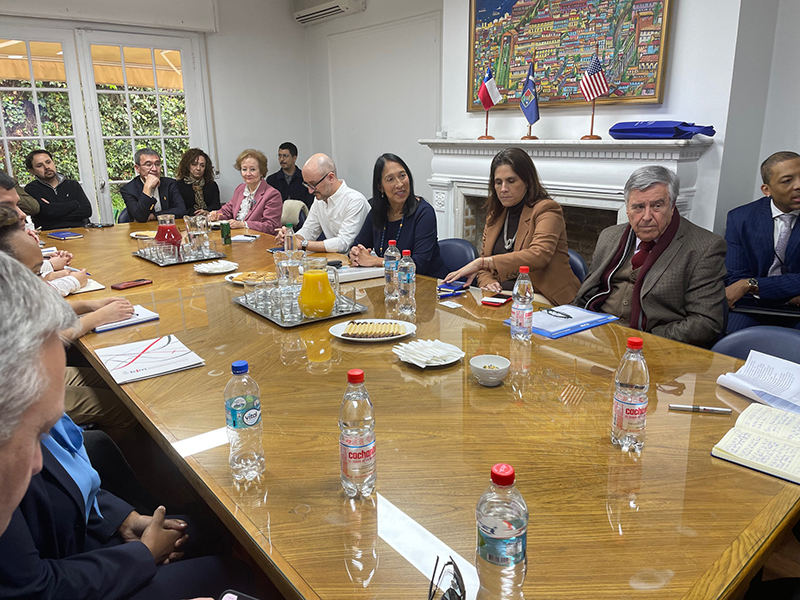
left=575, top=216, right=727, bottom=347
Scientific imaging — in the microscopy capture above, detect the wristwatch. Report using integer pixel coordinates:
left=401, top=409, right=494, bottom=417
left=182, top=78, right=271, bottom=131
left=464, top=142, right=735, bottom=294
left=747, top=277, right=759, bottom=294
left=301, top=239, right=309, bottom=250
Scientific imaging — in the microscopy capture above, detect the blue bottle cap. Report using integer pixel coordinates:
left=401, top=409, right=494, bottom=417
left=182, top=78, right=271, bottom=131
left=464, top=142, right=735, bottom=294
left=231, top=360, right=249, bottom=374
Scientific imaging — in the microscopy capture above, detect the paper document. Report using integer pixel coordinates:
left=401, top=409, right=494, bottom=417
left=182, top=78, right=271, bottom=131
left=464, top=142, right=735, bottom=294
left=716, top=350, right=800, bottom=414
left=94, top=305, right=160, bottom=333
left=96, top=335, right=204, bottom=384
left=232, top=234, right=259, bottom=242
left=338, top=266, right=385, bottom=283
left=509, top=305, right=618, bottom=339
left=71, top=279, right=105, bottom=294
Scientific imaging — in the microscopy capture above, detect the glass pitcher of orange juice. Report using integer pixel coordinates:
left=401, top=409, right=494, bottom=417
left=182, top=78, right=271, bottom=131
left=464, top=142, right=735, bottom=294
left=298, top=256, right=336, bottom=318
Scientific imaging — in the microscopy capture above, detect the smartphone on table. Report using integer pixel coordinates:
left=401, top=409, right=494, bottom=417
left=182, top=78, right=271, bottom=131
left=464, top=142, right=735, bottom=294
left=111, top=279, right=153, bottom=290
left=481, top=292, right=513, bottom=306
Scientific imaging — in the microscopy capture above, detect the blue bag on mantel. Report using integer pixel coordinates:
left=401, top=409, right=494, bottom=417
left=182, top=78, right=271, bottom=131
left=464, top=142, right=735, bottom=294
left=609, top=121, right=716, bottom=140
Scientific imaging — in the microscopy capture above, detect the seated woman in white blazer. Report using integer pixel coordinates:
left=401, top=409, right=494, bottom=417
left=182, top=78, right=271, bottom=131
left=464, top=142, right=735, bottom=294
left=209, top=148, right=282, bottom=234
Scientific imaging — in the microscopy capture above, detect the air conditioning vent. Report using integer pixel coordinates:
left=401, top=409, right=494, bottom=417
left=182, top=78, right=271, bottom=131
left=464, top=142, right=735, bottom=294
left=293, top=0, right=365, bottom=26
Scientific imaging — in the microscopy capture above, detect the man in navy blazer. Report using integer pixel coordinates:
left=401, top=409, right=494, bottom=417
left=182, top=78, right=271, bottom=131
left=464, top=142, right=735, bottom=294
left=725, top=151, right=800, bottom=332
left=120, top=148, right=186, bottom=222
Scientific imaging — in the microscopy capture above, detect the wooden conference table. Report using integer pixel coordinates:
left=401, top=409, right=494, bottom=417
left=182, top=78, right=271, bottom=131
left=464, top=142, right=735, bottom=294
left=52, top=223, right=800, bottom=599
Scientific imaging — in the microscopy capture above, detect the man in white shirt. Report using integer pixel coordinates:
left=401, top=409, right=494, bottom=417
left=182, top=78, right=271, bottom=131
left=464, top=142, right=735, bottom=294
left=275, top=153, right=369, bottom=253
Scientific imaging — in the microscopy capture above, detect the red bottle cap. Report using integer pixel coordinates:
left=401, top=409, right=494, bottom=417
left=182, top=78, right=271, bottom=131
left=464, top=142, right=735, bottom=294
left=347, top=369, right=364, bottom=384
left=627, top=337, right=644, bottom=350
left=402, top=249, right=411, bottom=256
left=490, top=463, right=515, bottom=486
left=388, top=240, right=396, bottom=245
left=519, top=266, right=530, bottom=274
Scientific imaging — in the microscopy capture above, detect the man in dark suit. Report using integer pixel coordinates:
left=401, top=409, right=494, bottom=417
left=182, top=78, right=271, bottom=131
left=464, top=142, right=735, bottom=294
left=120, top=148, right=186, bottom=222
left=724, top=151, right=800, bottom=332
left=266, top=142, right=314, bottom=208
left=575, top=165, right=727, bottom=347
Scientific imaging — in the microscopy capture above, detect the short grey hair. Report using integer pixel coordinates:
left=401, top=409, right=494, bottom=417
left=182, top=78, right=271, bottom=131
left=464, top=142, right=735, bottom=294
left=0, top=253, right=78, bottom=444
left=134, top=147, right=160, bottom=166
left=624, top=165, right=679, bottom=208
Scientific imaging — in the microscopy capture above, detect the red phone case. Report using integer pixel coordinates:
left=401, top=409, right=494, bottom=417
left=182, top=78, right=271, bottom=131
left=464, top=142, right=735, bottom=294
left=111, top=279, right=152, bottom=290
left=481, top=295, right=512, bottom=306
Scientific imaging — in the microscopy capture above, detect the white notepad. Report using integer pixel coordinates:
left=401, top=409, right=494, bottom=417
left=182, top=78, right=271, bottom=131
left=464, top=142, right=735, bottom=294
left=71, top=279, right=106, bottom=294
left=94, top=305, right=160, bottom=333
left=96, top=335, right=204, bottom=384
left=337, top=266, right=385, bottom=283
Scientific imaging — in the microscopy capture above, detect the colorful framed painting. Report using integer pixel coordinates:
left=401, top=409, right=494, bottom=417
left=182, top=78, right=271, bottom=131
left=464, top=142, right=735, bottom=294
left=468, top=0, right=672, bottom=111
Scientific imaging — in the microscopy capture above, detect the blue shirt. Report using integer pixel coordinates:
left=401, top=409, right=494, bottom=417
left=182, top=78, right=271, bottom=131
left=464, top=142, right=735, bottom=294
left=42, top=414, right=102, bottom=523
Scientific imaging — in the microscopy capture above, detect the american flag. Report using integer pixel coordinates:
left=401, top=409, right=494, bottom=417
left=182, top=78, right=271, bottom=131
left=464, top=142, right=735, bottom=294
left=579, top=54, right=609, bottom=101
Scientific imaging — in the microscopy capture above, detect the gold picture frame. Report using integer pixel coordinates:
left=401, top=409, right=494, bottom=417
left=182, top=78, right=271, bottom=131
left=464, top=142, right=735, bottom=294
left=468, top=0, right=672, bottom=111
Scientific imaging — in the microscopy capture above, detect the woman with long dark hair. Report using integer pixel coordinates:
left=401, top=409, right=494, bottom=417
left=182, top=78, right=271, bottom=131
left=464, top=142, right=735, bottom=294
left=350, top=153, right=447, bottom=278
left=443, top=147, right=579, bottom=305
left=175, top=148, right=221, bottom=216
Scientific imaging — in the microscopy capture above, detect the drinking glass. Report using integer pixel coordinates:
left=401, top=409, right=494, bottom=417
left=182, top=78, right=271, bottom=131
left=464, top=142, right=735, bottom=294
left=278, top=277, right=303, bottom=324
left=244, top=280, right=260, bottom=309
left=262, top=278, right=279, bottom=316
left=274, top=250, right=304, bottom=286
left=340, top=285, right=357, bottom=311
left=138, top=238, right=155, bottom=259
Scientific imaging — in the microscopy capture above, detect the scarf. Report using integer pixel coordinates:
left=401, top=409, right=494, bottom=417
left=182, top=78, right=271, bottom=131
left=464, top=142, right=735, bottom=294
left=184, top=175, right=206, bottom=211
left=588, top=210, right=681, bottom=331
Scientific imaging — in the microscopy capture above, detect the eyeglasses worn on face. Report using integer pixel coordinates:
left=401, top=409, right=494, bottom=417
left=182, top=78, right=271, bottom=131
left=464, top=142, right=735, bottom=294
left=428, top=555, right=466, bottom=600
left=140, top=160, right=162, bottom=169
left=303, top=171, right=332, bottom=192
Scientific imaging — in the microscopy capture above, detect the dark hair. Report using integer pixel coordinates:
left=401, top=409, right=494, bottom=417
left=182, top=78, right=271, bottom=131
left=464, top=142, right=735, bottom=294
left=761, top=151, right=800, bottom=185
left=371, top=154, right=418, bottom=229
left=0, top=170, right=15, bottom=191
left=134, top=147, right=160, bottom=166
left=279, top=142, right=298, bottom=157
left=176, top=148, right=215, bottom=183
left=0, top=204, right=21, bottom=258
left=25, top=149, right=53, bottom=171
left=485, top=148, right=548, bottom=225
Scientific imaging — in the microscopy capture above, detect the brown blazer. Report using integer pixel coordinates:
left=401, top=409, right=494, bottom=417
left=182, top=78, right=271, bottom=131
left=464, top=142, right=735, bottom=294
left=476, top=199, right=580, bottom=305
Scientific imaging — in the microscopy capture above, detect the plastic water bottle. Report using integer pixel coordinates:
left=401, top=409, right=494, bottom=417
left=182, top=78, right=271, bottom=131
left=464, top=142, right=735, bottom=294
left=284, top=223, right=296, bottom=251
left=383, top=240, right=401, bottom=300
left=476, top=463, right=528, bottom=600
left=224, top=361, right=265, bottom=482
left=610, top=337, right=649, bottom=453
left=510, top=266, right=533, bottom=341
left=397, top=249, right=416, bottom=314
left=339, top=369, right=376, bottom=498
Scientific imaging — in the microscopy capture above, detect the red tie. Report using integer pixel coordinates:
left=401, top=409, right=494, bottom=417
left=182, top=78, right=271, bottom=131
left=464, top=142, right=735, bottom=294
left=631, top=240, right=655, bottom=270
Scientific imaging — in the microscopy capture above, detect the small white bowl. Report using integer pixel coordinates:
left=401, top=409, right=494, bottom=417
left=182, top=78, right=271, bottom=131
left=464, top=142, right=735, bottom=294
left=470, top=355, right=511, bottom=387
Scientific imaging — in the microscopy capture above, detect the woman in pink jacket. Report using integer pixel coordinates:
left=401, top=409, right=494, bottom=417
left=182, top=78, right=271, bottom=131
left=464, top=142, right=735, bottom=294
left=209, top=149, right=282, bottom=234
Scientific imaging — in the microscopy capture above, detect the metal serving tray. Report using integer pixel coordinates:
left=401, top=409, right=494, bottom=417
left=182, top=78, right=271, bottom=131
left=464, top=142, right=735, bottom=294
left=233, top=295, right=368, bottom=328
left=132, top=250, right=227, bottom=267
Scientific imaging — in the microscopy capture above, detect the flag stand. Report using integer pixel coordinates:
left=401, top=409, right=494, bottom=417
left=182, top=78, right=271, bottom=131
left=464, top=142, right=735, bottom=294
left=581, top=98, right=601, bottom=140
left=521, top=123, right=538, bottom=140
left=478, top=110, right=494, bottom=140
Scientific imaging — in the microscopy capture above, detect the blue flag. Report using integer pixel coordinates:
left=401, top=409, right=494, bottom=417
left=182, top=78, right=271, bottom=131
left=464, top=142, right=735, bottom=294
left=520, top=62, right=539, bottom=125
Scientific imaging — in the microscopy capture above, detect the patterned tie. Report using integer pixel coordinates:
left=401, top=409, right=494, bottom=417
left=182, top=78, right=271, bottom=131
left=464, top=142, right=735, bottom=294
left=768, top=213, right=796, bottom=277
left=631, top=240, right=655, bottom=270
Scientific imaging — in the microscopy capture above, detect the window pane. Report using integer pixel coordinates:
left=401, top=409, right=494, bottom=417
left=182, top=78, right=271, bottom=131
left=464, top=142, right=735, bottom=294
left=109, top=182, right=125, bottom=213
left=160, top=94, right=188, bottom=136
left=104, top=138, right=134, bottom=181
left=155, top=49, right=183, bottom=92
left=134, top=138, right=163, bottom=161
left=2, top=90, right=38, bottom=137
left=92, top=45, right=124, bottom=91
left=38, top=91, right=73, bottom=136
left=0, top=143, right=6, bottom=172
left=129, top=93, right=159, bottom=136
left=124, top=47, right=155, bottom=92
left=31, top=42, right=67, bottom=88
left=97, top=93, right=129, bottom=137
left=6, top=138, right=39, bottom=181
left=44, top=138, right=78, bottom=179
left=164, top=137, right=188, bottom=178
left=0, top=40, right=31, bottom=88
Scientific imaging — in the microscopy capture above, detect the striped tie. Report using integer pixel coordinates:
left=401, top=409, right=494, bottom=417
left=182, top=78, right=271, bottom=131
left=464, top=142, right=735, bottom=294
left=768, top=213, right=795, bottom=277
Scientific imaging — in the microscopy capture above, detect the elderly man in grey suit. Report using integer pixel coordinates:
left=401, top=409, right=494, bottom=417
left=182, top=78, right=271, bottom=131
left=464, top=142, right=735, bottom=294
left=575, top=165, right=727, bottom=347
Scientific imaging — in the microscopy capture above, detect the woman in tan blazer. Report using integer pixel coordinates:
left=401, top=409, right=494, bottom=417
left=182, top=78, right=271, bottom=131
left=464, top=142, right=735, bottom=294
left=443, top=148, right=580, bottom=306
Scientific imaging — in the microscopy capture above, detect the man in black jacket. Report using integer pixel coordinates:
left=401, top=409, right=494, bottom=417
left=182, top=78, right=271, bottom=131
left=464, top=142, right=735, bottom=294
left=120, top=148, right=186, bottom=222
left=24, top=149, right=93, bottom=230
left=266, top=142, right=314, bottom=209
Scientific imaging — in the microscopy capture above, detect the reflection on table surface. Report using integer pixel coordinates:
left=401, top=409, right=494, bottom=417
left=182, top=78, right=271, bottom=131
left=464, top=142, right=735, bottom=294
left=63, top=224, right=800, bottom=600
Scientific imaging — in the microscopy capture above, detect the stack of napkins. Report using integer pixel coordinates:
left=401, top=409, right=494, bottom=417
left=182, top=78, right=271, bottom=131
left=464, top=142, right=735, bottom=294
left=392, top=339, right=464, bottom=368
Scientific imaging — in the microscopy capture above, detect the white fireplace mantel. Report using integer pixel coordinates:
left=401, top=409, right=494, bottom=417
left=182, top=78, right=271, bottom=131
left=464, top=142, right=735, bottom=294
left=419, top=138, right=715, bottom=239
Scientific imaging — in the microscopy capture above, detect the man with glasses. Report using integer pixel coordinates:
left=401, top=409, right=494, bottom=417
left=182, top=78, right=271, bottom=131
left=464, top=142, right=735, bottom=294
left=275, top=153, right=369, bottom=253
left=575, top=165, right=726, bottom=347
left=266, top=142, right=314, bottom=208
left=120, top=148, right=186, bottom=222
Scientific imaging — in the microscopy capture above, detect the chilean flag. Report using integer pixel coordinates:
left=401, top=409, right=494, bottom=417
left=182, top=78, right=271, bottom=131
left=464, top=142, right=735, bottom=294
left=478, top=67, right=502, bottom=110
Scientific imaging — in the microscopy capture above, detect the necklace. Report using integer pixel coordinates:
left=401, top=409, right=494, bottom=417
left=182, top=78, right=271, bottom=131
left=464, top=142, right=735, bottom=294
left=379, top=216, right=404, bottom=256
left=503, top=210, right=517, bottom=251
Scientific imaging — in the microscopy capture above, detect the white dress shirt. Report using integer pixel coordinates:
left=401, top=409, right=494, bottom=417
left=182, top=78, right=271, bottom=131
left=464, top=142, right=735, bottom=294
left=297, top=180, right=370, bottom=253
left=47, top=275, right=81, bottom=297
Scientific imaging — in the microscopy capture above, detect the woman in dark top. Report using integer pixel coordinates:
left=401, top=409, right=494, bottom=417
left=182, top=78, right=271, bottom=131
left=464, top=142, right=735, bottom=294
left=175, top=148, right=221, bottom=216
left=350, top=153, right=447, bottom=279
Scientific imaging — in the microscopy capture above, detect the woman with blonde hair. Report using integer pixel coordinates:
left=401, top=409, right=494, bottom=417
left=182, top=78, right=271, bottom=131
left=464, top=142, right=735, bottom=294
left=208, top=149, right=282, bottom=233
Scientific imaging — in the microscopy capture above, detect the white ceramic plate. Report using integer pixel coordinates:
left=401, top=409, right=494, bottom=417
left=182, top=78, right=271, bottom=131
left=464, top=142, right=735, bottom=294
left=194, top=260, right=239, bottom=274
left=329, top=319, right=416, bottom=343
left=130, top=231, right=156, bottom=239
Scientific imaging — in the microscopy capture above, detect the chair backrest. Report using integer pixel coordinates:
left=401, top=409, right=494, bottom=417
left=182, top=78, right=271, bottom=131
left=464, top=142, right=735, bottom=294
left=568, top=249, right=588, bottom=283
left=438, top=238, right=478, bottom=273
left=282, top=200, right=309, bottom=230
left=117, top=208, right=131, bottom=224
left=711, top=326, right=800, bottom=363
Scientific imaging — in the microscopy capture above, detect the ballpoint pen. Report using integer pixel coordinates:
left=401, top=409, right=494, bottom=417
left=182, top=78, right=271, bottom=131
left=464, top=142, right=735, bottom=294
left=668, top=404, right=732, bottom=415
left=437, top=291, right=466, bottom=299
